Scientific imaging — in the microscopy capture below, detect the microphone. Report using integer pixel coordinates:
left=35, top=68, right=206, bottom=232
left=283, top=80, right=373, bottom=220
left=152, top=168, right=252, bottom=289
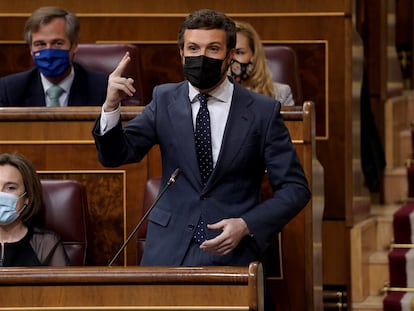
left=108, top=168, right=181, bottom=266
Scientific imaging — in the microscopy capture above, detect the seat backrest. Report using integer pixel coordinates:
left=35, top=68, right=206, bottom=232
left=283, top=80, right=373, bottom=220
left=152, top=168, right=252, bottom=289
left=136, top=177, right=161, bottom=264
left=263, top=45, right=303, bottom=105
left=74, top=43, right=145, bottom=106
left=41, top=179, right=92, bottom=266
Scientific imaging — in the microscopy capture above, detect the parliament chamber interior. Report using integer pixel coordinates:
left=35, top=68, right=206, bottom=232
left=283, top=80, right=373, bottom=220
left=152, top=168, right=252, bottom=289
left=1, top=1, right=414, bottom=310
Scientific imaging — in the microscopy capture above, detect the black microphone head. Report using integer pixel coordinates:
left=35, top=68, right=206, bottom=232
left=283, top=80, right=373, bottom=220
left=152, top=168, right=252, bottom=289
left=172, top=168, right=181, bottom=178
left=168, top=168, right=181, bottom=184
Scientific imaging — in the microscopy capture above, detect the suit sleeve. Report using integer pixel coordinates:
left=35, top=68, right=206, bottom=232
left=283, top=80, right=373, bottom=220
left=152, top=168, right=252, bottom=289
left=241, top=102, right=311, bottom=252
left=92, top=92, right=158, bottom=167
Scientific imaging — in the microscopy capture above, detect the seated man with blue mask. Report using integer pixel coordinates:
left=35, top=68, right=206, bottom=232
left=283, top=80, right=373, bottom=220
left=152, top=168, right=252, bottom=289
left=0, top=6, right=108, bottom=107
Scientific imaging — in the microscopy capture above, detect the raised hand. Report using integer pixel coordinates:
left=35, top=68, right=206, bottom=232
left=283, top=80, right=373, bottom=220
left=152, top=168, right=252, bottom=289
left=103, top=52, right=136, bottom=111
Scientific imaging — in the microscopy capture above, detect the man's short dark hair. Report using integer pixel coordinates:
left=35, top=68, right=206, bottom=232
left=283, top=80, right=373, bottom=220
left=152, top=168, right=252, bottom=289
left=177, top=9, right=236, bottom=53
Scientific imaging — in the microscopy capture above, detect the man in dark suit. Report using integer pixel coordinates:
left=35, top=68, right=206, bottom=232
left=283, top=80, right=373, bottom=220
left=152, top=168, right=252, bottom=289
left=0, top=6, right=107, bottom=107
left=93, top=9, right=311, bottom=267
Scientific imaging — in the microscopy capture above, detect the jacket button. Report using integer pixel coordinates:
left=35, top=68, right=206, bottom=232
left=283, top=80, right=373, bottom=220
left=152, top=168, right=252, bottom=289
left=188, top=224, right=195, bottom=230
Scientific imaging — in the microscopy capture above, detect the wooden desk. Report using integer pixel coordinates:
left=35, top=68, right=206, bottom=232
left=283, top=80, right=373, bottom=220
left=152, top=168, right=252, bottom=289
left=0, top=262, right=263, bottom=311
left=0, top=103, right=323, bottom=310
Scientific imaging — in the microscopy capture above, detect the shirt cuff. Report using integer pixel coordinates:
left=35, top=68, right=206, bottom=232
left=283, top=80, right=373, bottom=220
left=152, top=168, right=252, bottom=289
left=100, top=105, right=121, bottom=135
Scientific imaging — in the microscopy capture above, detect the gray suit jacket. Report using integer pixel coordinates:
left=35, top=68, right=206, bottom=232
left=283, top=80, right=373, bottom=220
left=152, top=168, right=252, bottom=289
left=92, top=79, right=310, bottom=266
left=274, top=82, right=295, bottom=106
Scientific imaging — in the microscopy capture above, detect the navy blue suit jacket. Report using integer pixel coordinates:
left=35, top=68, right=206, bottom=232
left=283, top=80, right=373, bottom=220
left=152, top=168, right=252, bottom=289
left=93, top=79, right=311, bottom=266
left=0, top=62, right=108, bottom=106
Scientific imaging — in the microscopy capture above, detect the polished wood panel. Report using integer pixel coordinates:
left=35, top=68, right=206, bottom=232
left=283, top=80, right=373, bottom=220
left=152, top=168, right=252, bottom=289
left=0, top=0, right=354, bottom=302
left=0, top=1, right=350, bottom=14
left=0, top=43, right=325, bottom=134
left=0, top=5, right=343, bottom=218
left=0, top=262, right=264, bottom=311
left=0, top=103, right=322, bottom=310
left=39, top=171, right=124, bottom=266
left=395, top=0, right=413, bottom=89
left=0, top=107, right=146, bottom=266
left=0, top=0, right=353, bottom=212
left=253, top=103, right=323, bottom=310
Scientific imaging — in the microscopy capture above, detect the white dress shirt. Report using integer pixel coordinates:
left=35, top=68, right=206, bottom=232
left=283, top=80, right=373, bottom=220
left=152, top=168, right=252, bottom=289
left=188, top=78, right=233, bottom=166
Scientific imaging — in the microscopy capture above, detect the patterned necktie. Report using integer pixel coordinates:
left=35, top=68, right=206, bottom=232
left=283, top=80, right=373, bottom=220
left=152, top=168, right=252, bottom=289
left=195, top=93, right=213, bottom=184
left=46, top=85, right=63, bottom=107
left=193, top=93, right=213, bottom=244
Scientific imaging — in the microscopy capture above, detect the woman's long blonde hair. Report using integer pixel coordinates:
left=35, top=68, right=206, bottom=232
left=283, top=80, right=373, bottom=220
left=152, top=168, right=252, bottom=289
left=235, top=21, right=275, bottom=98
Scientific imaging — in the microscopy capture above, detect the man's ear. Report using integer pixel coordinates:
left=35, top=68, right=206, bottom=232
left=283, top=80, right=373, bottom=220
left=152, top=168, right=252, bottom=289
left=71, top=41, right=79, bottom=54
left=225, top=48, right=235, bottom=66
left=179, top=49, right=185, bottom=64
left=70, top=41, right=79, bottom=62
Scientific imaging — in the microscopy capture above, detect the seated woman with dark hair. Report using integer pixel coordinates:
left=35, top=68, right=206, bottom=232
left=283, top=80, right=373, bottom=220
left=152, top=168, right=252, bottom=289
left=0, top=152, right=69, bottom=266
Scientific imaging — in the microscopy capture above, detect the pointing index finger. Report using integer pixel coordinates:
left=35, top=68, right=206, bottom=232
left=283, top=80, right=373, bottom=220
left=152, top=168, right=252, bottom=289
left=111, top=51, right=130, bottom=78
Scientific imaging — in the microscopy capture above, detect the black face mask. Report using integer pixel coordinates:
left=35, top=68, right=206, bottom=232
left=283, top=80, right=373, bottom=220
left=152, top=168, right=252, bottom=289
left=230, top=59, right=253, bottom=83
left=183, top=55, right=225, bottom=89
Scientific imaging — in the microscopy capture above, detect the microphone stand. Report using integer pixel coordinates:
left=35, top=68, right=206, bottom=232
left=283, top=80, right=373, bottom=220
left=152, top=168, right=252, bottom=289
left=108, top=168, right=181, bottom=266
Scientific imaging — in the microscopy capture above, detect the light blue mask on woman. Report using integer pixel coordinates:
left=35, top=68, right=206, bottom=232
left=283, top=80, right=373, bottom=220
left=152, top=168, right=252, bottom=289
left=32, top=48, right=70, bottom=78
left=0, top=192, right=26, bottom=225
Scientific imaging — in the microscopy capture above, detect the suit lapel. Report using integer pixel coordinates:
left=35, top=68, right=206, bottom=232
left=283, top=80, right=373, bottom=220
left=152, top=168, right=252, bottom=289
left=68, top=64, right=86, bottom=106
left=25, top=70, right=47, bottom=106
left=167, top=83, right=203, bottom=187
left=207, top=84, right=254, bottom=189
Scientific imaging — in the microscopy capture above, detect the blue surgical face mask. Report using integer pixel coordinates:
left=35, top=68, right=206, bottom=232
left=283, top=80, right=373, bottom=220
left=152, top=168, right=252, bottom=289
left=0, top=192, right=26, bottom=226
left=32, top=48, right=71, bottom=78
